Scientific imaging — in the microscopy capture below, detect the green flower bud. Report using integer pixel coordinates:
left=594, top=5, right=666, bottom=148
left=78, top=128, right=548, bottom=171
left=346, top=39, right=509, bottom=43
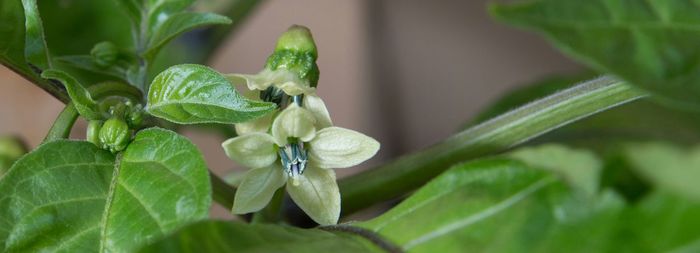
left=87, top=120, right=103, bottom=146
left=274, top=25, right=318, bottom=58
left=91, top=41, right=119, bottom=68
left=126, top=103, right=144, bottom=128
left=99, top=118, right=131, bottom=153
left=265, top=25, right=320, bottom=87
left=0, top=136, right=27, bottom=174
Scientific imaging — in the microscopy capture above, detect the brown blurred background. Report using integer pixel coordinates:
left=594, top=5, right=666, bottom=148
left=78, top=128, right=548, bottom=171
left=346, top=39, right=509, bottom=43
left=0, top=0, right=581, bottom=185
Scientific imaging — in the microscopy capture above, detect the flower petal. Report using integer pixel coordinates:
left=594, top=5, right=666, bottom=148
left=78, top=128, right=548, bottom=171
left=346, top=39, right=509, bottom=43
left=225, top=72, right=273, bottom=91
left=277, top=80, right=315, bottom=96
left=272, top=104, right=316, bottom=146
left=221, top=133, right=277, bottom=168
left=235, top=111, right=275, bottom=135
left=232, top=165, right=287, bottom=214
left=286, top=166, right=340, bottom=225
left=303, top=93, right=333, bottom=128
left=309, top=127, right=380, bottom=169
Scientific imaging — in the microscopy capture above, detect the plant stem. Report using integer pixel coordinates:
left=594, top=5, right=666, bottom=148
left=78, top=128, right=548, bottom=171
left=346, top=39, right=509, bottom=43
left=210, top=171, right=236, bottom=209
left=337, top=76, right=647, bottom=214
left=43, top=102, right=79, bottom=143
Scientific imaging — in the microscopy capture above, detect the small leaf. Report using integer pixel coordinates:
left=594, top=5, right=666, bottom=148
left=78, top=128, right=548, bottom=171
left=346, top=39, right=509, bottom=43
left=491, top=0, right=700, bottom=108
left=286, top=166, right=340, bottom=225
left=147, top=64, right=276, bottom=124
left=21, top=0, right=51, bottom=70
left=622, top=142, right=700, bottom=201
left=509, top=144, right=602, bottom=195
left=55, top=55, right=127, bottom=81
left=138, top=221, right=383, bottom=252
left=41, top=69, right=100, bottom=119
left=0, top=128, right=211, bottom=252
left=144, top=12, right=231, bottom=60
left=232, top=165, right=287, bottom=214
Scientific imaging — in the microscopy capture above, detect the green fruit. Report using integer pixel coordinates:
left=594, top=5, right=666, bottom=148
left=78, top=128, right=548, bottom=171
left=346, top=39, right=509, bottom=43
left=99, top=118, right=131, bottom=153
left=91, top=41, right=119, bottom=67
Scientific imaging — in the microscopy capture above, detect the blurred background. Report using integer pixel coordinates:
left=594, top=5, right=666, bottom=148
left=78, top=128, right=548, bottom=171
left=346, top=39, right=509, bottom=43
left=0, top=0, right=583, bottom=182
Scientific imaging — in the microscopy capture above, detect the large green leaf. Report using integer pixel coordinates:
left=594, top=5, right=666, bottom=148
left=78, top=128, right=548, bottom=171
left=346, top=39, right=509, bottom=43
left=138, top=221, right=383, bottom=252
left=491, top=0, right=700, bottom=108
left=147, top=64, right=276, bottom=124
left=144, top=12, right=231, bottom=60
left=0, top=128, right=211, bottom=252
left=357, top=158, right=624, bottom=252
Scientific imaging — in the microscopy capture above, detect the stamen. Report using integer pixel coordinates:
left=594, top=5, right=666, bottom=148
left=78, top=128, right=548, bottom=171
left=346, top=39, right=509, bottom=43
left=278, top=142, right=309, bottom=185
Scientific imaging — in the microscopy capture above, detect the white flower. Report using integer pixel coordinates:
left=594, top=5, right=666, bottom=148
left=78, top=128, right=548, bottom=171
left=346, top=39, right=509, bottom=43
left=222, top=101, right=379, bottom=225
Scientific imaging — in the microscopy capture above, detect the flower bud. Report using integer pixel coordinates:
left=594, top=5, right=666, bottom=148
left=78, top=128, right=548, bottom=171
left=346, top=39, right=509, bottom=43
left=87, top=120, right=103, bottom=146
left=99, top=118, right=131, bottom=153
left=91, top=41, right=119, bottom=68
left=265, top=25, right=320, bottom=87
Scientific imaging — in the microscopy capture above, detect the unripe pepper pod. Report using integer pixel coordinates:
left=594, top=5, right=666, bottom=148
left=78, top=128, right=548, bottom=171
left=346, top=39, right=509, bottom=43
left=99, top=118, right=130, bottom=153
left=87, top=120, right=103, bottom=146
left=91, top=41, right=119, bottom=68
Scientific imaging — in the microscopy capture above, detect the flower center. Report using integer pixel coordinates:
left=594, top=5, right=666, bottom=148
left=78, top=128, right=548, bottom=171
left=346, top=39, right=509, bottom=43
left=278, top=142, right=308, bottom=186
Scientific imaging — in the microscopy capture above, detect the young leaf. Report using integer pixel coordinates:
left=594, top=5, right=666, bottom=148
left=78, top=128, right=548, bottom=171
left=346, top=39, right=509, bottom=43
left=144, top=12, right=231, bottom=60
left=21, top=0, right=51, bottom=70
left=357, top=158, right=624, bottom=252
left=41, top=69, right=100, bottom=119
left=147, top=64, right=276, bottom=124
left=491, top=0, right=700, bottom=108
left=622, top=142, right=700, bottom=201
left=0, top=128, right=211, bottom=252
left=509, top=144, right=602, bottom=195
left=138, top=221, right=383, bottom=252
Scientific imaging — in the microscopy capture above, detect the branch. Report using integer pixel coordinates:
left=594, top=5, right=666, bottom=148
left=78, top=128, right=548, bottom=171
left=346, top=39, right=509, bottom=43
left=337, top=76, right=647, bottom=214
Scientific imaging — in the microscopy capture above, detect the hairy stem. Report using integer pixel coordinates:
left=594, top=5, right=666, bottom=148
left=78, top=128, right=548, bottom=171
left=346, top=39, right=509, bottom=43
left=43, top=102, right=79, bottom=143
left=337, top=76, right=647, bottom=214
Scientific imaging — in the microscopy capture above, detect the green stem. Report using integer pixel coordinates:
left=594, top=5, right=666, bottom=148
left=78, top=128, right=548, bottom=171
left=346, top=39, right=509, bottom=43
left=210, top=171, right=236, bottom=209
left=43, top=102, right=80, bottom=143
left=337, top=76, right=647, bottom=214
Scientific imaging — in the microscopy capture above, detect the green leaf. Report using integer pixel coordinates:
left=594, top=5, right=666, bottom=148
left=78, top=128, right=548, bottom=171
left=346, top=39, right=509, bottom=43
left=0, top=128, right=211, bottom=252
left=41, top=69, right=100, bottom=120
left=138, top=221, right=382, bottom=252
left=622, top=142, right=700, bottom=201
left=144, top=12, right=231, bottom=60
left=55, top=55, right=128, bottom=81
left=147, top=64, right=276, bottom=124
left=509, top=144, right=602, bottom=195
left=0, top=0, right=26, bottom=70
left=357, top=158, right=625, bottom=252
left=21, top=0, right=51, bottom=70
left=490, top=0, right=700, bottom=108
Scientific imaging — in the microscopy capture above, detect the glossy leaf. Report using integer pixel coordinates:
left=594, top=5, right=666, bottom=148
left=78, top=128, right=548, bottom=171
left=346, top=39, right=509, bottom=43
left=138, top=221, right=382, bottom=252
left=357, top=158, right=624, bottom=252
left=622, top=142, right=700, bottom=201
left=21, top=0, right=51, bottom=70
left=147, top=64, right=276, bottom=124
left=491, top=0, right=700, bottom=108
left=144, top=12, right=231, bottom=60
left=0, top=128, right=210, bottom=252
left=41, top=69, right=100, bottom=119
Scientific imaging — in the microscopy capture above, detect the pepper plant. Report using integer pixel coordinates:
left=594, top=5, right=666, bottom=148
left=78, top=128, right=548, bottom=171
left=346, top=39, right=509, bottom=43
left=1, top=0, right=700, bottom=252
